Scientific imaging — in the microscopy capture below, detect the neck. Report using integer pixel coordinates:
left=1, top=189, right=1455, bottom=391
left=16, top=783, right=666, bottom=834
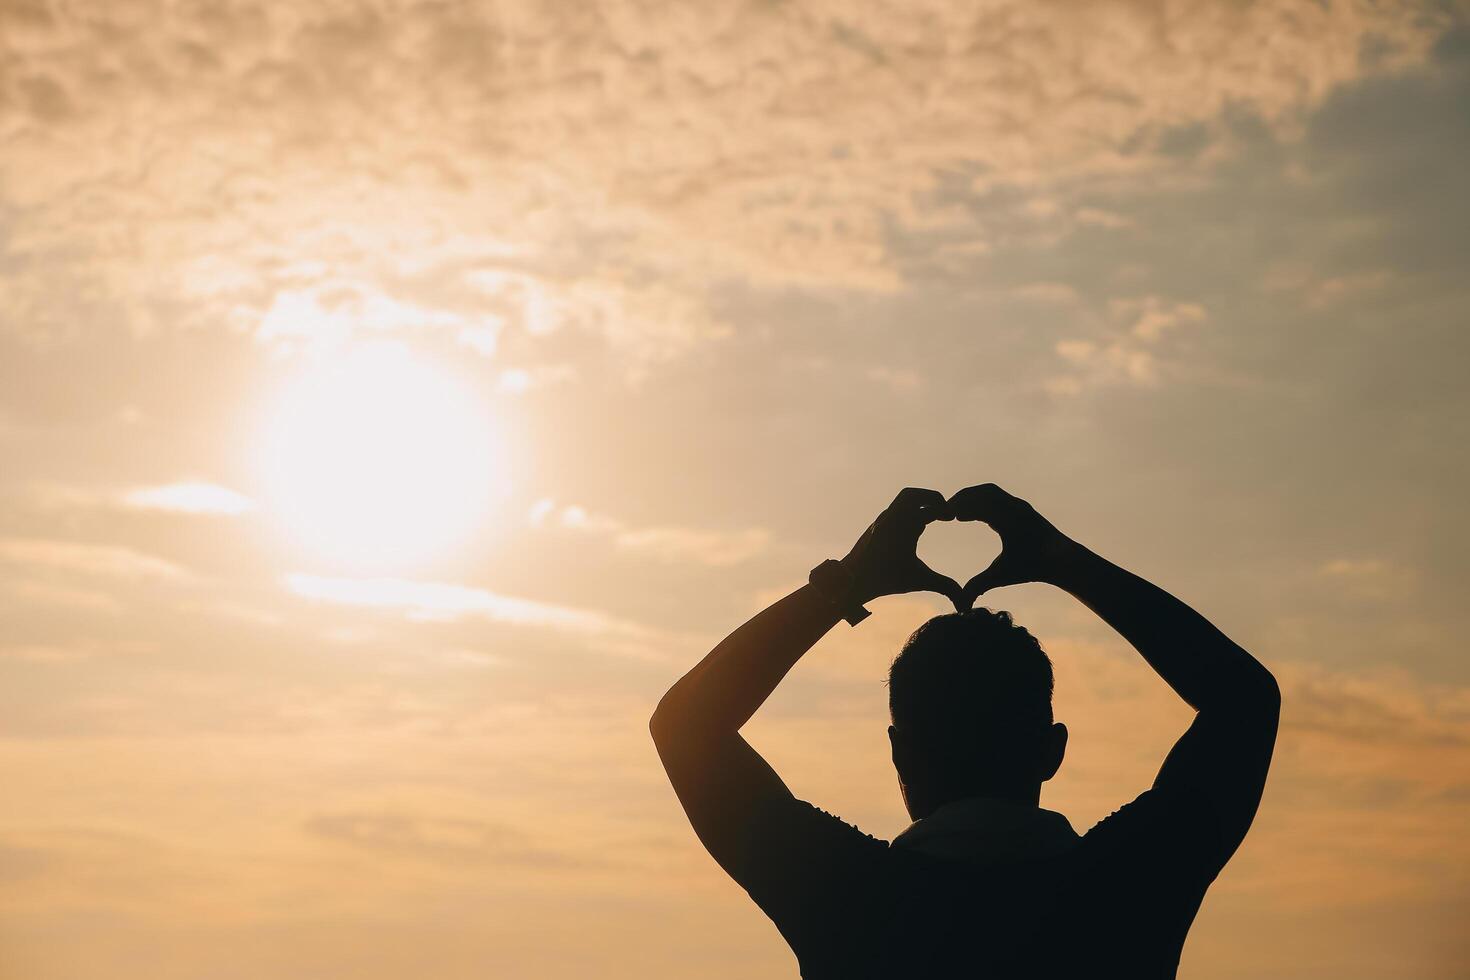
left=905, top=782, right=1041, bottom=821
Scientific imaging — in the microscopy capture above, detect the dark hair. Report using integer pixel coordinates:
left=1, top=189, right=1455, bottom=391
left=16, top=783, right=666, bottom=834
left=888, top=609, right=1054, bottom=775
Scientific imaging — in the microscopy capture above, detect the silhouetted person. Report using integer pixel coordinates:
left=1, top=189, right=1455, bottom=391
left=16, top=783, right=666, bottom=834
left=651, top=484, right=1279, bottom=978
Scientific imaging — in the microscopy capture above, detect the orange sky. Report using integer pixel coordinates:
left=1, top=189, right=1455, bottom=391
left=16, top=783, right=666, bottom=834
left=1, top=1, right=1468, bottom=977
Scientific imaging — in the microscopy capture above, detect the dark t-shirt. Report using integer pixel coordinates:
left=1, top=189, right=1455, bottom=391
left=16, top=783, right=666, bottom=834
left=731, top=788, right=1226, bottom=979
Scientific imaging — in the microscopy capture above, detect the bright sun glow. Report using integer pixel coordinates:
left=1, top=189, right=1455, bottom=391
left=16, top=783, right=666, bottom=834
left=260, top=342, right=503, bottom=571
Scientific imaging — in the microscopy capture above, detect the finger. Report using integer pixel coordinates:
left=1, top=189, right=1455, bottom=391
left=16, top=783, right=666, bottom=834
left=948, top=482, right=1006, bottom=515
left=890, top=487, right=953, bottom=524
left=915, top=563, right=967, bottom=611
left=948, top=483, right=1015, bottom=524
left=949, top=576, right=975, bottom=612
left=961, top=554, right=1014, bottom=603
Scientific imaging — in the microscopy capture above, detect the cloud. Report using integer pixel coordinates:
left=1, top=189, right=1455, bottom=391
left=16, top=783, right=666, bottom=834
left=0, top=0, right=1451, bottom=363
left=497, top=364, right=578, bottom=394
left=1074, top=207, right=1133, bottom=229
left=532, top=501, right=771, bottom=566
left=1321, top=558, right=1389, bottom=577
left=1267, top=265, right=1396, bottom=309
left=1119, top=297, right=1208, bottom=342
left=1278, top=661, right=1470, bottom=749
left=614, top=526, right=772, bottom=566
left=0, top=643, right=89, bottom=664
left=0, top=538, right=193, bottom=583
left=122, top=482, right=256, bottom=516
left=17, top=481, right=255, bottom=519
left=0, top=581, right=122, bottom=614
left=863, top=366, right=922, bottom=392
left=283, top=572, right=615, bottom=632
left=1045, top=295, right=1210, bottom=394
left=1314, top=557, right=1418, bottom=603
left=253, top=281, right=495, bottom=352
left=304, top=810, right=575, bottom=867
left=0, top=7, right=1466, bottom=979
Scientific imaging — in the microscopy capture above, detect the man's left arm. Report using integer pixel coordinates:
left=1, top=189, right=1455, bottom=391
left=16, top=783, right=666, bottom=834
left=650, top=585, right=843, bottom=882
left=650, top=488, right=962, bottom=892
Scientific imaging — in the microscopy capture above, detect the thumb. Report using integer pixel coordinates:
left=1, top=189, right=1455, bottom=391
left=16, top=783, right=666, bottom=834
left=961, top=554, right=1014, bottom=607
left=917, top=564, right=967, bottom=613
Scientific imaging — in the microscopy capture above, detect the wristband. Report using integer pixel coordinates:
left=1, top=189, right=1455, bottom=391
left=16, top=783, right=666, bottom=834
left=808, top=559, right=871, bottom=626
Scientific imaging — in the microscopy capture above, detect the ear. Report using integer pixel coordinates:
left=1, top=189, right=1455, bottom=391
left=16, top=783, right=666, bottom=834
left=889, top=725, right=914, bottom=779
left=1038, top=722, right=1068, bottom=783
left=889, top=725, right=923, bottom=819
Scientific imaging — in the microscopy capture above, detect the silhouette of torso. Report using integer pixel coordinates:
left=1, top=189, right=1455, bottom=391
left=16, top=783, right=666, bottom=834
left=735, top=788, right=1222, bottom=979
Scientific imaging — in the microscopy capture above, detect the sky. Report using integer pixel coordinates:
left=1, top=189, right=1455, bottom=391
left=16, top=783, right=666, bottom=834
left=1, top=0, right=1469, bottom=977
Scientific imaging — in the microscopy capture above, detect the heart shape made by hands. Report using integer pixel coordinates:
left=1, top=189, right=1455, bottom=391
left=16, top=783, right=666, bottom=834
left=915, top=515, right=1003, bottom=598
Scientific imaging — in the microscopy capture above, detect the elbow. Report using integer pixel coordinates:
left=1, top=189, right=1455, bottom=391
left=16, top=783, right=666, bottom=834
left=650, top=685, right=724, bottom=755
left=648, top=690, right=683, bottom=748
left=1262, top=667, right=1281, bottom=703
left=1262, top=668, right=1282, bottom=712
left=648, top=705, right=669, bottom=746
left=1245, top=661, right=1281, bottom=718
left=1253, top=658, right=1281, bottom=702
left=1208, top=659, right=1279, bottom=719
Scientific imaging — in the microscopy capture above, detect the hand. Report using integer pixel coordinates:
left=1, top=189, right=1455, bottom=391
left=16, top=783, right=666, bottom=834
left=842, top=488, right=966, bottom=610
left=947, top=483, right=1079, bottom=608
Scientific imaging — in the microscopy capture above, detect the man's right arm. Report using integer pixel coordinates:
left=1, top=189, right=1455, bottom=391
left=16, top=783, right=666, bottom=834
left=950, top=484, right=1280, bottom=867
left=1053, top=545, right=1280, bottom=865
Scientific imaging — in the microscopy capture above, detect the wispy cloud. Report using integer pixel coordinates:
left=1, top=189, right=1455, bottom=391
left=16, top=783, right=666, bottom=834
left=1315, top=557, right=1418, bottom=602
left=284, top=572, right=613, bottom=632
left=531, top=501, right=771, bottom=566
left=0, top=5, right=1465, bottom=979
left=0, top=0, right=1448, bottom=361
left=1046, top=296, right=1209, bottom=395
left=1279, top=660, right=1470, bottom=748
left=615, top=526, right=772, bottom=566
left=305, top=809, right=576, bottom=868
left=122, top=482, right=256, bottom=516
left=0, top=539, right=193, bottom=583
left=497, top=364, right=578, bottom=395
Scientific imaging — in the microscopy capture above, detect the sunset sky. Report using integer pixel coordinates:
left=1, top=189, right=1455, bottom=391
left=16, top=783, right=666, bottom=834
left=2, top=1, right=1468, bottom=977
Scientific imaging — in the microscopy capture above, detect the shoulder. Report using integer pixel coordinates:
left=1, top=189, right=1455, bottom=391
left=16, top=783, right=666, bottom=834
left=735, top=796, right=891, bottom=896
left=735, top=799, right=895, bottom=960
left=1077, top=786, right=1227, bottom=885
left=766, top=798, right=891, bottom=860
left=1085, top=784, right=1217, bottom=831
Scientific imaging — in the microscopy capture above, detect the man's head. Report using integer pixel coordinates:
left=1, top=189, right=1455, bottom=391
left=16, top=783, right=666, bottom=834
left=887, top=608, right=1067, bottom=819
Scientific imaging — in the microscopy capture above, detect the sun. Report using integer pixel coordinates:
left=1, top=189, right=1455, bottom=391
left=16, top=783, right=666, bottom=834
left=259, top=341, right=503, bottom=571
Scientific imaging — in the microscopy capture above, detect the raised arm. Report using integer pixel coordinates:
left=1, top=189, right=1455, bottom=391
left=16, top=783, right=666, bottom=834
left=650, top=488, right=962, bottom=880
left=950, top=484, right=1280, bottom=864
